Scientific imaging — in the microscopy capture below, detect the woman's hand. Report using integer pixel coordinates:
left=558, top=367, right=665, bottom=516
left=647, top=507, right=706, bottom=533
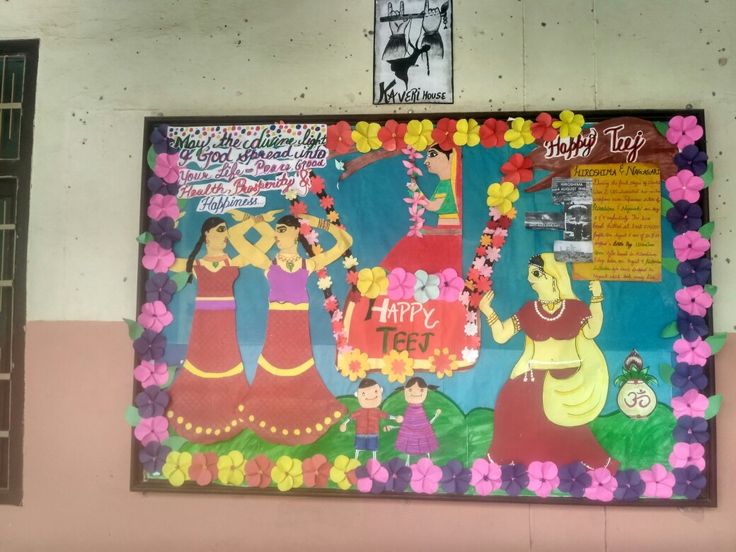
left=589, top=280, right=602, bottom=297
left=227, top=209, right=247, bottom=222
left=479, top=290, right=494, bottom=316
left=262, top=209, right=282, bottom=222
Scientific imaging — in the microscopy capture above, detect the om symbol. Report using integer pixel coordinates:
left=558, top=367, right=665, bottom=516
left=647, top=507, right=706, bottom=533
left=624, top=389, right=651, bottom=408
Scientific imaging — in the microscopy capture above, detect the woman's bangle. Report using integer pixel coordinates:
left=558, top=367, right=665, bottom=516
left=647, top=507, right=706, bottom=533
left=486, top=311, right=499, bottom=325
left=241, top=212, right=252, bottom=221
left=254, top=214, right=264, bottom=223
left=318, top=219, right=330, bottom=231
left=590, top=295, right=604, bottom=303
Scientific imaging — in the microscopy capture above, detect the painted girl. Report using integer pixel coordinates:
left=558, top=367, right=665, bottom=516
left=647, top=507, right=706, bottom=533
left=392, top=376, right=442, bottom=464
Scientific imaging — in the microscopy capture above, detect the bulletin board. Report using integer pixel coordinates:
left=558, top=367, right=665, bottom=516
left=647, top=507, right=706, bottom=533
left=128, top=110, right=720, bottom=505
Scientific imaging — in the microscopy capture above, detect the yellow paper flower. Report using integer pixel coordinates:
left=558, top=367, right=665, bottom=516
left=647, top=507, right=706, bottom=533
left=330, top=454, right=360, bottom=490
left=357, top=267, right=388, bottom=299
left=428, top=347, right=459, bottom=379
left=271, top=456, right=304, bottom=492
left=217, top=451, right=245, bottom=486
left=351, top=121, right=382, bottom=153
left=504, top=117, right=534, bottom=149
left=487, top=182, right=520, bottom=215
left=552, top=110, right=585, bottom=139
left=404, top=119, right=434, bottom=151
left=381, top=349, right=415, bottom=383
left=480, top=234, right=492, bottom=247
left=338, top=348, right=369, bottom=381
left=162, top=451, right=192, bottom=487
left=453, top=118, right=481, bottom=147
left=326, top=210, right=340, bottom=223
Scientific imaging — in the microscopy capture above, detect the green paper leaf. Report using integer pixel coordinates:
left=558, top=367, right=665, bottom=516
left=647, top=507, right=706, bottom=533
left=147, top=145, right=157, bottom=171
left=162, top=435, right=187, bottom=451
left=660, top=321, right=679, bottom=338
left=658, top=363, right=674, bottom=381
left=161, top=365, right=177, bottom=389
left=654, top=121, right=669, bottom=137
left=170, top=271, right=190, bottom=291
left=705, top=284, right=717, bottom=297
left=123, top=318, right=144, bottom=340
left=661, top=197, right=674, bottom=214
left=704, top=394, right=722, bottom=420
left=136, top=231, right=153, bottom=245
left=699, top=221, right=715, bottom=239
left=701, top=162, right=714, bottom=188
left=177, top=198, right=188, bottom=210
left=706, top=333, right=727, bottom=355
left=125, top=405, right=141, bottom=427
left=662, top=258, right=679, bottom=274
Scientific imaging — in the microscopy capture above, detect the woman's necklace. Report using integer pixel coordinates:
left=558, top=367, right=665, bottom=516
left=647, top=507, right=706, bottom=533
left=203, top=255, right=226, bottom=268
left=534, top=299, right=566, bottom=322
left=277, top=253, right=301, bottom=272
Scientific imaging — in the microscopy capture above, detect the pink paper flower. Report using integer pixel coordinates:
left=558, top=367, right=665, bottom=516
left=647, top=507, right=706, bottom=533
left=665, top=170, right=704, bottom=204
left=671, top=388, right=709, bottom=418
left=673, top=231, right=710, bottom=262
left=584, top=468, right=617, bottom=502
left=154, top=153, right=180, bottom=184
left=674, top=337, right=712, bottom=366
left=147, top=194, right=180, bottom=221
left=438, top=268, right=464, bottom=302
left=668, top=442, right=706, bottom=471
left=666, top=115, right=704, bottom=150
left=410, top=458, right=443, bottom=494
left=675, top=285, right=713, bottom=317
left=640, top=464, right=675, bottom=498
left=134, top=360, right=169, bottom=388
left=527, top=461, right=559, bottom=498
left=134, top=415, right=169, bottom=445
left=142, top=241, right=175, bottom=273
left=356, top=459, right=389, bottom=493
left=387, top=268, right=417, bottom=300
left=470, top=458, right=502, bottom=496
left=137, top=301, right=174, bottom=333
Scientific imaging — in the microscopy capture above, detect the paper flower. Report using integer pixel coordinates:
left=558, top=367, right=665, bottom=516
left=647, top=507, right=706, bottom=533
left=154, top=152, right=180, bottom=184
left=677, top=258, right=711, bottom=287
left=377, top=119, right=408, bottom=152
left=149, top=217, right=182, bottom=250
left=613, top=469, right=645, bottom=501
left=453, top=118, right=480, bottom=147
left=671, top=363, right=708, bottom=392
left=674, top=145, right=708, bottom=176
left=639, top=464, right=675, bottom=498
left=461, top=347, right=479, bottom=364
left=404, top=119, right=433, bottom=151
left=530, top=112, right=558, bottom=141
left=672, top=465, right=707, bottom=499
left=437, top=267, right=464, bottom=302
left=479, top=118, right=508, bottom=148
left=552, top=110, right=585, bottom=139
left=189, top=452, right=218, bottom=486
left=150, top=124, right=169, bottom=152
left=381, top=349, right=414, bottom=384
left=665, top=170, right=704, bottom=203
left=355, top=458, right=389, bottom=494
left=675, top=285, right=712, bottom=317
left=317, top=275, right=333, bottom=291
left=440, top=460, right=472, bottom=494
left=352, top=121, right=382, bottom=153
left=162, top=451, right=192, bottom=487
left=387, top=267, right=417, bottom=301
left=673, top=416, right=709, bottom=444
left=145, top=273, right=177, bottom=305
left=137, top=301, right=174, bottom=333
left=666, top=115, right=704, bottom=150
left=326, top=121, right=354, bottom=154
left=669, top=442, right=706, bottom=471
left=134, top=359, right=169, bottom=388
left=558, top=462, right=591, bottom=498
left=147, top=175, right=178, bottom=196
left=337, top=348, right=369, bottom=381
left=330, top=455, right=360, bottom=490
left=342, top=255, right=359, bottom=269
left=413, top=270, right=440, bottom=303
left=673, top=231, right=710, bottom=262
left=487, top=182, right=519, bottom=215
left=584, top=467, right=617, bottom=502
left=383, top=458, right=412, bottom=492
left=432, top=118, right=457, bottom=151
left=138, top=441, right=170, bottom=474
left=133, top=329, right=167, bottom=361
left=527, top=461, right=559, bottom=498
left=134, top=416, right=168, bottom=445
left=217, top=451, right=245, bottom=486
left=142, top=241, right=175, bottom=273
left=302, top=454, right=331, bottom=488
left=134, top=386, right=169, bottom=418
left=147, top=194, right=179, bottom=222
left=501, top=463, right=529, bottom=496
left=504, top=117, right=534, bottom=148
left=271, top=456, right=303, bottom=492
left=470, top=458, right=502, bottom=496
left=500, top=154, right=533, bottom=185
left=676, top=311, right=709, bottom=342
left=308, top=174, right=326, bottom=194
left=673, top=337, right=711, bottom=366
left=357, top=267, right=388, bottom=299
left=427, top=347, right=458, bottom=379
left=410, top=458, right=442, bottom=494
left=666, top=201, right=702, bottom=233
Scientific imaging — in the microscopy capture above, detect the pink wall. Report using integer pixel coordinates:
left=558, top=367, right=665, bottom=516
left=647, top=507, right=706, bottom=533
left=1, top=322, right=734, bottom=551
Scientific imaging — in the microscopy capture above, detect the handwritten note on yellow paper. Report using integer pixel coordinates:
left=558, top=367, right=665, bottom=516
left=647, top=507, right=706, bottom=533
left=572, top=163, right=662, bottom=282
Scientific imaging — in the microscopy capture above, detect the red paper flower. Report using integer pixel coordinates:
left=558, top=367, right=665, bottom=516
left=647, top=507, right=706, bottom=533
left=467, top=267, right=481, bottom=282
left=475, top=246, right=487, bottom=256
left=476, top=276, right=491, bottom=293
left=189, top=452, right=218, bottom=486
left=245, top=455, right=273, bottom=488
left=290, top=202, right=308, bottom=217
left=469, top=291, right=483, bottom=309
left=479, top=118, right=508, bottom=148
left=326, top=121, right=354, bottom=154
left=324, top=296, right=338, bottom=311
left=346, top=271, right=359, bottom=285
left=500, top=154, right=533, bottom=185
left=303, top=454, right=331, bottom=488
left=310, top=175, right=326, bottom=194
left=431, top=118, right=457, bottom=151
left=319, top=196, right=335, bottom=210
left=378, top=119, right=407, bottom=152
left=491, top=234, right=506, bottom=248
left=531, top=112, right=559, bottom=141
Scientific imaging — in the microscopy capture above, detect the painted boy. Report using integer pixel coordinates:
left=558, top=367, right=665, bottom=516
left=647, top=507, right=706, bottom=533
left=339, top=378, right=403, bottom=459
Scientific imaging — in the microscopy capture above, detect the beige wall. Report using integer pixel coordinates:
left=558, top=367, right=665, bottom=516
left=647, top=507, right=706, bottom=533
left=1, top=0, right=735, bottom=550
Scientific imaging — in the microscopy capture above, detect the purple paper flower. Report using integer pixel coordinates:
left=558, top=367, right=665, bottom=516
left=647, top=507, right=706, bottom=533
left=673, top=415, right=709, bottom=444
left=149, top=217, right=182, bottom=250
left=676, top=311, right=709, bottom=342
left=666, top=201, right=702, bottom=233
left=138, top=441, right=171, bottom=474
left=134, top=386, right=170, bottom=418
left=383, top=458, right=412, bottom=492
left=147, top=175, right=179, bottom=196
left=133, top=329, right=167, bottom=361
left=672, top=465, right=707, bottom=499
left=614, top=469, right=645, bottom=501
left=150, top=125, right=172, bottom=154
left=500, top=463, right=528, bottom=496
left=440, top=460, right=472, bottom=494
left=674, top=145, right=708, bottom=176
left=671, top=363, right=708, bottom=393
left=355, top=458, right=389, bottom=494
left=145, top=273, right=177, bottom=304
left=558, top=462, right=592, bottom=498
left=677, top=258, right=711, bottom=287
left=133, top=415, right=169, bottom=445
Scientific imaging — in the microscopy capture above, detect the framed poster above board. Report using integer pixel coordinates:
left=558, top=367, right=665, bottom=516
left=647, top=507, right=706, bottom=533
left=128, top=111, right=722, bottom=505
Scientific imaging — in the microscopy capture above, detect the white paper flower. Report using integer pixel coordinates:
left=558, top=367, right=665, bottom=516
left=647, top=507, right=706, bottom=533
left=284, top=189, right=298, bottom=201
left=464, top=322, right=479, bottom=337
left=462, top=347, right=479, bottom=363
left=342, top=255, right=359, bottom=269
left=317, top=276, right=333, bottom=290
